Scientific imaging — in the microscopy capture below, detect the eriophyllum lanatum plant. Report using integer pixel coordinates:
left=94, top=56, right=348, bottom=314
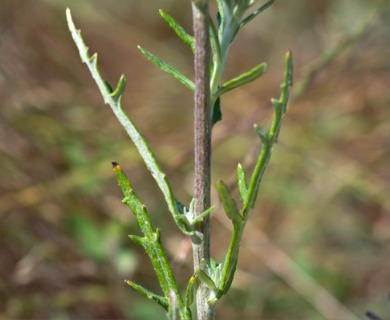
left=66, top=0, right=292, bottom=319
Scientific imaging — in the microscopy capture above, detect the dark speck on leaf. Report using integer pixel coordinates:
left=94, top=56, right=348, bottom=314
left=112, top=161, right=119, bottom=168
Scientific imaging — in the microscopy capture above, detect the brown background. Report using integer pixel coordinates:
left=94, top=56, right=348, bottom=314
left=0, top=0, right=389, bottom=319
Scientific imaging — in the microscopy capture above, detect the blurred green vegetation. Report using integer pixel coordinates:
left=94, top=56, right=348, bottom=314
left=0, top=0, right=389, bottom=319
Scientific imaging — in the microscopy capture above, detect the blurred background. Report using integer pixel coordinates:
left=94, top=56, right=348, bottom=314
left=0, top=0, right=389, bottom=319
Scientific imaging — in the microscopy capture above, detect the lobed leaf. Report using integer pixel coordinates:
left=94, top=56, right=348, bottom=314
left=243, top=50, right=293, bottom=217
left=67, top=9, right=194, bottom=237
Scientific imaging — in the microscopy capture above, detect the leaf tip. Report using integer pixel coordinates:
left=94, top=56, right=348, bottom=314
left=112, top=162, right=122, bottom=175
left=65, top=7, right=74, bottom=28
left=285, top=50, right=293, bottom=86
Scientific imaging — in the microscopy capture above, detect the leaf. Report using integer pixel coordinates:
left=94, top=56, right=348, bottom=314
left=110, top=74, right=127, bottom=102
left=196, top=269, right=218, bottom=293
left=125, top=280, right=169, bottom=310
left=220, top=258, right=238, bottom=295
left=217, top=180, right=244, bottom=225
left=190, top=205, right=215, bottom=225
left=211, top=96, right=222, bottom=126
left=209, top=16, right=222, bottom=67
left=67, top=9, right=194, bottom=237
left=216, top=62, right=267, bottom=97
left=159, top=9, right=194, bottom=52
left=185, top=275, right=196, bottom=308
left=285, top=49, right=294, bottom=87
left=104, top=80, right=113, bottom=93
left=237, top=163, right=248, bottom=203
left=240, top=0, right=275, bottom=30
left=242, top=51, right=293, bottom=217
left=138, top=46, right=194, bottom=91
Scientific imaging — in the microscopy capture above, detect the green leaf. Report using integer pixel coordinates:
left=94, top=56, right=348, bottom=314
left=216, top=62, right=267, bottom=97
left=125, top=280, right=169, bottom=310
left=242, top=50, right=293, bottom=217
left=217, top=180, right=244, bottom=225
left=190, top=205, right=215, bottom=225
left=185, top=275, right=196, bottom=308
left=196, top=269, right=218, bottom=293
left=237, top=163, right=248, bottom=203
left=220, top=258, right=238, bottom=295
left=240, top=0, right=275, bottom=30
left=285, top=49, right=294, bottom=87
left=209, top=16, right=222, bottom=67
left=110, top=74, right=127, bottom=102
left=138, top=46, right=194, bottom=91
left=67, top=9, right=194, bottom=237
left=104, top=80, right=113, bottom=93
left=211, top=96, right=222, bottom=126
left=159, top=9, right=194, bottom=52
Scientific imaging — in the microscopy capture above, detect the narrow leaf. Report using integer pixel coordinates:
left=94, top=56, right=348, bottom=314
left=138, top=46, right=194, bottom=91
left=190, top=206, right=215, bottom=225
left=220, top=258, right=238, bottom=295
left=217, top=180, right=244, bottom=225
left=237, top=163, right=248, bottom=202
left=111, top=74, right=127, bottom=102
left=159, top=9, right=194, bottom=52
left=216, top=63, right=267, bottom=97
left=125, top=280, right=169, bottom=310
left=185, top=275, right=196, bottom=308
left=196, top=269, right=218, bottom=293
left=209, top=15, right=222, bottom=66
left=285, top=49, right=294, bottom=87
left=240, top=0, right=275, bottom=30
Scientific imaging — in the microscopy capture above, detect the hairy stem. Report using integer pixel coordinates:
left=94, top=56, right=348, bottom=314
left=191, top=0, right=214, bottom=319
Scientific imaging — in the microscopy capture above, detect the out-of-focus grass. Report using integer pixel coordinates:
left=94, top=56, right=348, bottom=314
left=0, top=1, right=389, bottom=319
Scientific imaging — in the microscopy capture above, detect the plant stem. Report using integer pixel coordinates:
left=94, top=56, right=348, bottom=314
left=191, top=1, right=214, bottom=319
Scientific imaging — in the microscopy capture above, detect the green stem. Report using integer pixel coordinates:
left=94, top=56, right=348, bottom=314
left=113, top=163, right=191, bottom=320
